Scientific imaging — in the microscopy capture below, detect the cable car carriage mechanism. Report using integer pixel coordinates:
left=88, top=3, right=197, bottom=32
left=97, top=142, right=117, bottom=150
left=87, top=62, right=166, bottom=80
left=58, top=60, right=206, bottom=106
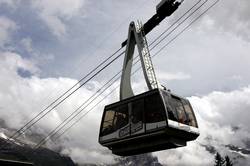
left=99, top=0, right=199, bottom=156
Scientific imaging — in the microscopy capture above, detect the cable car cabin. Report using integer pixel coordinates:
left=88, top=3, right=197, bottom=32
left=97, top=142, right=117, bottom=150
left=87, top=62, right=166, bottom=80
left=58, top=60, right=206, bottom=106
left=99, top=89, right=199, bottom=156
left=99, top=2, right=198, bottom=155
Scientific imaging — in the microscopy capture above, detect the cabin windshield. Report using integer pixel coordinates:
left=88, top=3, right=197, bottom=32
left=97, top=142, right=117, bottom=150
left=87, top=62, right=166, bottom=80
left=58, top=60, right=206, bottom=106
left=162, top=92, right=197, bottom=127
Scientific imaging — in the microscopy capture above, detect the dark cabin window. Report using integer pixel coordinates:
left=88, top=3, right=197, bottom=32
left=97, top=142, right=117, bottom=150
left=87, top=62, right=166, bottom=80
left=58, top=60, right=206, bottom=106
left=145, top=93, right=166, bottom=123
left=131, top=99, right=144, bottom=124
left=101, top=105, right=129, bottom=136
left=101, top=109, right=116, bottom=136
left=113, top=104, right=129, bottom=130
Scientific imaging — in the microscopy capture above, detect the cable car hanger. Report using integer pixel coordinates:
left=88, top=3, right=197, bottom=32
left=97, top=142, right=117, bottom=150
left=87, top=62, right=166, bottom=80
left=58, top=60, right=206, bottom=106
left=99, top=0, right=199, bottom=156
left=120, top=21, right=160, bottom=100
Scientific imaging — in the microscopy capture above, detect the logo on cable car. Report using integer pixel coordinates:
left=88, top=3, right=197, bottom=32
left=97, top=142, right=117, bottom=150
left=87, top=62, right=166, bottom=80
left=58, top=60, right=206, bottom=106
left=119, top=126, right=130, bottom=138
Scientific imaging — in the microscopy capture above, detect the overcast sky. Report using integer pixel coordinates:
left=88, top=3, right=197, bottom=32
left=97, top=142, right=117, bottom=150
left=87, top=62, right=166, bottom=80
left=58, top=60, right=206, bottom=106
left=0, top=0, right=250, bottom=165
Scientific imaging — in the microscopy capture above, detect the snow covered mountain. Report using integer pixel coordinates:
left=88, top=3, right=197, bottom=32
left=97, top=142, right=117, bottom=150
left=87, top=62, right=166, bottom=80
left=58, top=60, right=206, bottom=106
left=0, top=130, right=75, bottom=166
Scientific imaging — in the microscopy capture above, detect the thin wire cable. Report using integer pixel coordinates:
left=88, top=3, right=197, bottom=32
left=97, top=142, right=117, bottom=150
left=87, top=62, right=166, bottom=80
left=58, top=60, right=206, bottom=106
left=148, top=0, right=202, bottom=47
left=150, top=0, right=209, bottom=53
left=2, top=48, right=125, bottom=149
left=55, top=85, right=120, bottom=140
left=154, top=0, right=220, bottom=57
left=34, top=77, right=121, bottom=148
left=34, top=72, right=121, bottom=148
left=35, top=0, right=219, bottom=147
left=22, top=50, right=124, bottom=131
left=34, top=0, right=212, bottom=148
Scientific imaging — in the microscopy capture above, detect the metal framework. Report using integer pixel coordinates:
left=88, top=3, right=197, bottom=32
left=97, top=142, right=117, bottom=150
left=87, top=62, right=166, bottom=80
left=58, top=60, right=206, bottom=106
left=120, top=21, right=159, bottom=100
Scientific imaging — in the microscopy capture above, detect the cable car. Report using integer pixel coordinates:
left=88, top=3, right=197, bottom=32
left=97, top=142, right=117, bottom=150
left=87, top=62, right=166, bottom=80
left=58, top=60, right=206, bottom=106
left=99, top=88, right=199, bottom=156
left=99, top=0, right=199, bottom=156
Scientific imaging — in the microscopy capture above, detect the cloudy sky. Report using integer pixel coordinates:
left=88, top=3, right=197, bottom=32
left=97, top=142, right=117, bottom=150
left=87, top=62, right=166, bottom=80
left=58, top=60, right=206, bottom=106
left=0, top=0, right=250, bottom=165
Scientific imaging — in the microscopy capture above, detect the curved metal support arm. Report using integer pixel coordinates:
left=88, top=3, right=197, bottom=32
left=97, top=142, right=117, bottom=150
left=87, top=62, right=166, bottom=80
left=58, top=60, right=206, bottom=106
left=120, top=21, right=159, bottom=100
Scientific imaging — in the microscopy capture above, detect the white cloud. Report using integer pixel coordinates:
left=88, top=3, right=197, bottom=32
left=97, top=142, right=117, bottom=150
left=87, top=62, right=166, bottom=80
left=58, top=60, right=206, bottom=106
left=155, top=142, right=214, bottom=166
left=31, top=0, right=85, bottom=38
left=62, top=147, right=114, bottom=164
left=0, top=51, right=39, bottom=76
left=0, top=51, right=114, bottom=164
left=158, top=71, right=191, bottom=81
left=192, top=87, right=250, bottom=129
left=0, top=16, right=17, bottom=47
